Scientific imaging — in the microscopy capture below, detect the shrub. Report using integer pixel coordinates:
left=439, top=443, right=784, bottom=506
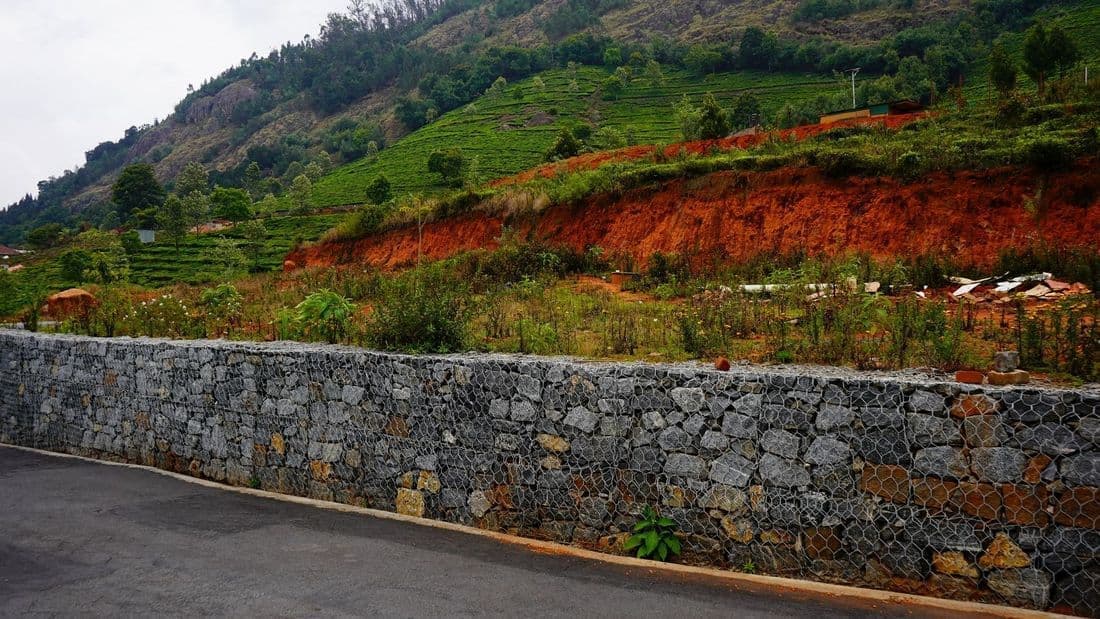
left=624, top=506, right=681, bottom=561
left=427, top=148, right=469, bottom=187
left=368, top=265, right=469, bottom=353
left=996, top=97, right=1026, bottom=126
left=366, top=175, right=393, bottom=205
left=90, top=285, right=132, bottom=337
left=813, top=150, right=879, bottom=178
left=1018, top=136, right=1074, bottom=171
left=295, top=290, right=356, bottom=344
left=326, top=204, right=389, bottom=242
left=200, top=283, right=243, bottom=336
left=894, top=151, right=923, bottom=180
left=516, top=318, right=559, bottom=354
left=546, top=127, right=582, bottom=162
left=127, top=294, right=198, bottom=338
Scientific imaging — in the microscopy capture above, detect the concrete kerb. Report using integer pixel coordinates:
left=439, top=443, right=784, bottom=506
left=2, top=443, right=1071, bottom=619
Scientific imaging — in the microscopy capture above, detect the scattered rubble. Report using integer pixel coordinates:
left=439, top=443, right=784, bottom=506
left=949, top=272, right=1090, bottom=304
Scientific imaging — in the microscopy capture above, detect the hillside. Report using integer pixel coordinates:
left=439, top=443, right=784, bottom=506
left=311, top=66, right=839, bottom=204
left=0, top=0, right=992, bottom=243
left=289, top=155, right=1100, bottom=273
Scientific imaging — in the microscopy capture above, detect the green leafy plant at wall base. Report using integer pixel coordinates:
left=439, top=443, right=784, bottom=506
left=625, top=505, right=681, bottom=561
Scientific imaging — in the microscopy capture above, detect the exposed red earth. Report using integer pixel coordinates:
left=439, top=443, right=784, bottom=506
left=491, top=112, right=929, bottom=187
left=287, top=157, right=1100, bottom=272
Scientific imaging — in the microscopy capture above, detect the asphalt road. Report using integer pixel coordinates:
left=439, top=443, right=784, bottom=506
left=0, top=445, right=971, bottom=618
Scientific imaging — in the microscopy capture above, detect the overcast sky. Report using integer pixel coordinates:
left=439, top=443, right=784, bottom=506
left=0, top=0, right=348, bottom=207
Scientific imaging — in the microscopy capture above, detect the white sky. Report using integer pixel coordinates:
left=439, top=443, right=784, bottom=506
left=0, top=0, right=348, bottom=207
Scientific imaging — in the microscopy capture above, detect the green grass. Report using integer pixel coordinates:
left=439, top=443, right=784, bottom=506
left=311, top=66, right=842, bottom=207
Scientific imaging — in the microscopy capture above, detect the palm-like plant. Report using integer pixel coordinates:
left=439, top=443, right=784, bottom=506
left=295, top=290, right=355, bottom=344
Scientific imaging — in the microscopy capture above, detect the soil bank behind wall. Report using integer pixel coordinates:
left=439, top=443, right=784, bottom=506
left=2, top=330, right=1099, bottom=615
left=288, top=160, right=1100, bottom=271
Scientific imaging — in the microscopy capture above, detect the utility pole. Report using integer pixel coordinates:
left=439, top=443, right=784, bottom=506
left=845, top=68, right=861, bottom=108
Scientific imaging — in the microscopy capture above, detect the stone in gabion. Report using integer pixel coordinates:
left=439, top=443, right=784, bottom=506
left=721, top=412, right=757, bottom=438
left=970, top=447, right=1027, bottom=483
left=664, top=453, right=707, bottom=479
left=761, top=429, right=800, bottom=459
left=759, top=454, right=809, bottom=488
left=804, top=437, right=850, bottom=467
left=563, top=406, right=598, bottom=434
left=708, top=453, right=754, bottom=487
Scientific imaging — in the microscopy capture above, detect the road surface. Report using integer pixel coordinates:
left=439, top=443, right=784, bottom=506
left=0, top=445, right=974, bottom=617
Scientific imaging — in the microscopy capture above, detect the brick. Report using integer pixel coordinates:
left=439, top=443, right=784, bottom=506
left=1002, top=484, right=1050, bottom=527
left=860, top=464, right=910, bottom=503
left=987, top=370, right=1030, bottom=386
left=913, top=477, right=958, bottom=511
left=952, top=482, right=1001, bottom=521
left=954, top=370, right=985, bottom=384
left=1053, top=486, right=1100, bottom=529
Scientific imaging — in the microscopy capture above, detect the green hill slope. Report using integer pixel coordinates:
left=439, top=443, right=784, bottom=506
left=313, top=66, right=839, bottom=206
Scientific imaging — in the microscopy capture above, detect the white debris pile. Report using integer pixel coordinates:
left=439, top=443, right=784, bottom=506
left=948, top=272, right=1091, bottom=303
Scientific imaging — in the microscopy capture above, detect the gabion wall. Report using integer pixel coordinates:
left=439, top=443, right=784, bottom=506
left=1, top=331, right=1097, bottom=615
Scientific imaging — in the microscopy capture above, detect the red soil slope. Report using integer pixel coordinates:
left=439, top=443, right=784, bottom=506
left=288, top=159, right=1100, bottom=272
left=492, top=113, right=928, bottom=187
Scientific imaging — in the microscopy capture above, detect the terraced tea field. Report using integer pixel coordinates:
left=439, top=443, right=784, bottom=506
left=311, top=66, right=840, bottom=207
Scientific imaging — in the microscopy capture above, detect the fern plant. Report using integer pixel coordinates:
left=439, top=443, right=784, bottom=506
left=624, top=505, right=681, bottom=561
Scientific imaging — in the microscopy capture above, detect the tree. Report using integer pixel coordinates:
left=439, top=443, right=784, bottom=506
left=684, top=45, right=723, bottom=75
left=175, top=162, right=209, bottom=197
left=289, top=175, right=314, bottom=213
left=120, top=230, right=142, bottom=255
left=242, top=161, right=264, bottom=200
left=989, top=40, right=1018, bottom=96
left=237, top=220, right=268, bottom=268
left=487, top=75, right=508, bottom=96
left=257, top=193, right=280, bottom=213
left=740, top=27, right=777, bottom=70
left=25, top=223, right=65, bottom=249
left=545, top=127, right=582, bottom=161
left=1047, top=25, right=1081, bottom=76
left=210, top=187, right=253, bottom=221
left=697, top=93, right=731, bottom=140
left=59, top=249, right=93, bottom=283
left=730, top=91, right=762, bottom=130
left=427, top=148, right=469, bottom=187
left=156, top=195, right=190, bottom=254
left=1022, top=22, right=1077, bottom=95
left=602, top=74, right=625, bottom=100
left=314, top=151, right=334, bottom=173
left=283, top=161, right=305, bottom=182
left=112, top=163, right=165, bottom=220
left=366, top=175, right=393, bottom=204
left=675, top=94, right=703, bottom=141
left=210, top=237, right=248, bottom=278
left=603, top=47, right=622, bottom=68
left=74, top=229, right=128, bottom=284
left=644, top=59, right=665, bottom=86
left=304, top=161, right=324, bottom=182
